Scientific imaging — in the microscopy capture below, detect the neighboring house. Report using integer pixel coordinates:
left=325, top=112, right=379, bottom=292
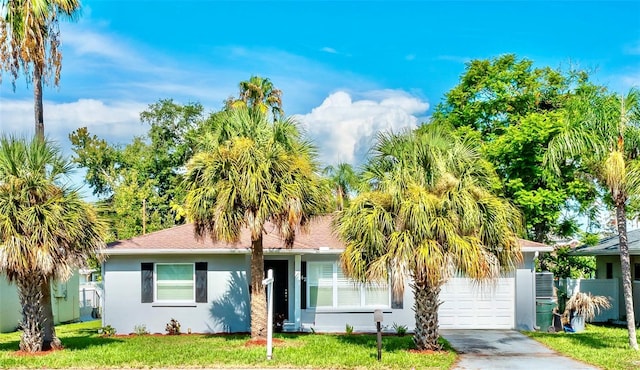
left=571, top=230, right=640, bottom=322
left=0, top=274, right=81, bottom=333
left=102, top=216, right=552, bottom=334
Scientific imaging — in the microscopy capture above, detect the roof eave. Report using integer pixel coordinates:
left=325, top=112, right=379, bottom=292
left=102, top=248, right=343, bottom=256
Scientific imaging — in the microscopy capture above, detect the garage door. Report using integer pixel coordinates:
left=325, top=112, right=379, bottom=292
left=438, top=277, right=515, bottom=329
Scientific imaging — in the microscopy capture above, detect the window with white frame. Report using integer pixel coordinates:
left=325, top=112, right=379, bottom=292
left=155, top=263, right=195, bottom=302
left=307, top=262, right=389, bottom=308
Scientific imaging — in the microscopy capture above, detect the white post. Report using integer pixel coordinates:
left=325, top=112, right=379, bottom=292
left=294, top=255, right=302, bottom=331
left=262, top=269, right=274, bottom=360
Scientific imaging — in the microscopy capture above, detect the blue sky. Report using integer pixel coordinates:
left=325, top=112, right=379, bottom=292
left=1, top=1, right=639, bottom=175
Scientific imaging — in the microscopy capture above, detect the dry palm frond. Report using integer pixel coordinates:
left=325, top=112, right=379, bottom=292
left=565, top=292, right=611, bottom=322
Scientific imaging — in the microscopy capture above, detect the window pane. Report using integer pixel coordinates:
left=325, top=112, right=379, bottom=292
left=336, top=269, right=360, bottom=307
left=364, top=284, right=389, bottom=306
left=337, top=285, right=360, bottom=307
left=157, top=283, right=194, bottom=300
left=308, top=263, right=333, bottom=283
left=157, top=264, right=193, bottom=281
left=310, top=286, right=333, bottom=307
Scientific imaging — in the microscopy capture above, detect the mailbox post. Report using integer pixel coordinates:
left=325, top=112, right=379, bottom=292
left=374, top=309, right=383, bottom=361
left=262, top=269, right=274, bottom=360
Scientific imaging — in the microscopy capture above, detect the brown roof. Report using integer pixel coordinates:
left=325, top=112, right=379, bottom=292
left=105, top=215, right=343, bottom=255
left=518, top=238, right=554, bottom=253
left=105, top=215, right=550, bottom=255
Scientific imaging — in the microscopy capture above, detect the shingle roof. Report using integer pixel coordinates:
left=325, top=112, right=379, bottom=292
left=572, top=229, right=640, bottom=256
left=105, top=215, right=550, bottom=255
left=105, top=215, right=343, bottom=255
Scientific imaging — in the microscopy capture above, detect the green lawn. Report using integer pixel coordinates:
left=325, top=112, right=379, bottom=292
left=525, top=324, right=640, bottom=370
left=0, top=321, right=456, bottom=369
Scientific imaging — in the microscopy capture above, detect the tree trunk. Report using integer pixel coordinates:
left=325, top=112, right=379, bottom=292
left=412, top=280, right=442, bottom=350
left=615, top=202, right=639, bottom=350
left=40, top=277, right=62, bottom=350
left=250, top=234, right=267, bottom=339
left=34, top=65, right=44, bottom=141
left=17, top=275, right=44, bottom=353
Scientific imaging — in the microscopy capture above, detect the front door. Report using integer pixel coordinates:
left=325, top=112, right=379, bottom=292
left=264, top=260, right=289, bottom=320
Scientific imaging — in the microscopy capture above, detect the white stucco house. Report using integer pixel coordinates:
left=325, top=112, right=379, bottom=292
left=101, top=216, right=552, bottom=334
left=0, top=274, right=81, bottom=333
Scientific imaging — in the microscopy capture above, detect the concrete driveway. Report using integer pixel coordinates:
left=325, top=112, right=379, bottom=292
left=440, top=330, right=599, bottom=370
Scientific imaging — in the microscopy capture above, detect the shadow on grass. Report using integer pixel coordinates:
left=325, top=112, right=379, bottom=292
left=336, top=333, right=416, bottom=352
left=0, top=335, right=123, bottom=352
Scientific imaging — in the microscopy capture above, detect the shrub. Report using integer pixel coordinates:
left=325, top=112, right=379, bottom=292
left=392, top=322, right=408, bottom=336
left=165, top=318, right=181, bottom=335
left=133, top=324, right=148, bottom=335
left=99, top=325, right=116, bottom=337
left=345, top=324, right=354, bottom=335
left=565, top=292, right=611, bottom=322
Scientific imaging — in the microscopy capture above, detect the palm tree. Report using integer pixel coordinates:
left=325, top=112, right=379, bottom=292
left=184, top=107, right=329, bottom=339
left=546, top=87, right=640, bottom=350
left=225, top=76, right=284, bottom=120
left=323, top=162, right=359, bottom=211
left=0, top=136, right=106, bottom=352
left=335, top=128, right=522, bottom=350
left=0, top=0, right=81, bottom=140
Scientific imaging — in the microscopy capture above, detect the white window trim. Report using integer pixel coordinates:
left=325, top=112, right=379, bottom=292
left=154, top=263, right=195, bottom=303
left=307, top=261, right=390, bottom=309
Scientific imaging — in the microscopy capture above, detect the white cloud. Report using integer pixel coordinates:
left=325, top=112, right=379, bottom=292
left=321, top=47, right=338, bottom=54
left=296, top=90, right=429, bottom=166
left=0, top=98, right=147, bottom=146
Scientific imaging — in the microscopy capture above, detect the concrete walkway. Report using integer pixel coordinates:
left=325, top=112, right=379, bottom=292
left=441, top=330, right=599, bottom=370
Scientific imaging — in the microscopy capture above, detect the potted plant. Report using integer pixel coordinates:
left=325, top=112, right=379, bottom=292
left=565, top=292, right=611, bottom=332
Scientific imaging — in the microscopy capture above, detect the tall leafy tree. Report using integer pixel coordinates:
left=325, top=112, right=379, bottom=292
left=184, top=107, right=329, bottom=339
left=433, top=54, right=595, bottom=242
left=546, top=87, right=640, bottom=350
left=70, top=100, right=204, bottom=239
left=336, top=128, right=522, bottom=350
left=0, top=136, right=106, bottom=352
left=0, top=0, right=81, bottom=139
left=323, top=162, right=359, bottom=211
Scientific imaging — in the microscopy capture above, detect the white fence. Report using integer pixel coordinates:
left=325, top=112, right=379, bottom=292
left=79, top=282, right=103, bottom=320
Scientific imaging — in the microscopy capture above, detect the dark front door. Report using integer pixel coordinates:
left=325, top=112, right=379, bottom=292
left=264, top=260, right=289, bottom=320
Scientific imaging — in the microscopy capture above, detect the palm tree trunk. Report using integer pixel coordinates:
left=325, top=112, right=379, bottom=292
left=17, top=274, right=44, bottom=353
left=412, top=280, right=442, bottom=350
left=250, top=234, right=267, bottom=339
left=34, top=65, right=44, bottom=141
left=40, top=277, right=62, bottom=350
left=615, top=202, right=639, bottom=350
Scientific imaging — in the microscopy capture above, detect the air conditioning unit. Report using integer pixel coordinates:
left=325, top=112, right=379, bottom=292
left=535, top=272, right=554, bottom=299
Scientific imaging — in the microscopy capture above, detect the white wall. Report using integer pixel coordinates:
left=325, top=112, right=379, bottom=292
left=515, top=269, right=536, bottom=331
left=0, top=277, right=21, bottom=333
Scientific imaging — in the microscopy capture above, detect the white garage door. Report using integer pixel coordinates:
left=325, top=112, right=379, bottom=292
left=438, top=277, right=515, bottom=329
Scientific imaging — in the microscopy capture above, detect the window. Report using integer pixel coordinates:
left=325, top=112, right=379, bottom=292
left=606, top=262, right=613, bottom=279
left=141, top=262, right=207, bottom=303
left=156, top=263, right=195, bottom=301
left=307, top=262, right=390, bottom=309
left=635, top=263, right=640, bottom=281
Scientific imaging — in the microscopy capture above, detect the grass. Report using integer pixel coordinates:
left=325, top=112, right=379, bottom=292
left=525, top=323, right=640, bottom=370
left=0, top=320, right=456, bottom=369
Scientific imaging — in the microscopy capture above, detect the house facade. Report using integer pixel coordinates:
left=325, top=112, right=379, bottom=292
left=571, top=230, right=640, bottom=321
left=102, top=216, right=551, bottom=334
left=0, top=274, right=81, bottom=333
